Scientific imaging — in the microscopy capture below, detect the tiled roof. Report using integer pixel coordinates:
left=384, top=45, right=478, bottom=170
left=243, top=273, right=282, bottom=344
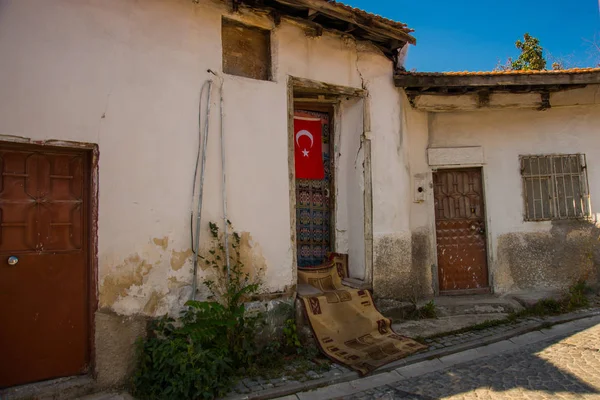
left=325, top=0, right=414, bottom=34
left=396, top=67, right=600, bottom=77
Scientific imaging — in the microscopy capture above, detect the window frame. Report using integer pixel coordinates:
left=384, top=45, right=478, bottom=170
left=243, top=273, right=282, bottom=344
left=221, top=17, right=272, bottom=81
left=520, top=153, right=591, bottom=221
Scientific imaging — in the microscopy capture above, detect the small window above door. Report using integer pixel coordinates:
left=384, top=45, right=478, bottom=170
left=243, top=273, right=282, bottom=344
left=221, top=18, right=271, bottom=81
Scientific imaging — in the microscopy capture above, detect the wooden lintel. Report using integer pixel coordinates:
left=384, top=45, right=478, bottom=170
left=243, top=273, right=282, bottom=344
left=294, top=97, right=340, bottom=103
left=290, top=76, right=367, bottom=97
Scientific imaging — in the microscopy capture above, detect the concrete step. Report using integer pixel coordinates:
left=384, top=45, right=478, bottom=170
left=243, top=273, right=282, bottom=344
left=79, top=392, right=134, bottom=400
left=430, top=295, right=524, bottom=317
left=506, top=290, right=563, bottom=308
left=377, top=294, right=524, bottom=322
left=0, top=376, right=96, bottom=400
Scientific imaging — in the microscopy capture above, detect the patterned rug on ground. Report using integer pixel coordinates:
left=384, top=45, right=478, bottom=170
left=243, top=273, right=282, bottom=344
left=298, top=254, right=427, bottom=376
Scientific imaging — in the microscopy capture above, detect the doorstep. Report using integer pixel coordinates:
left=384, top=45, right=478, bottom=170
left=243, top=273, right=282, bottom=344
left=0, top=375, right=96, bottom=400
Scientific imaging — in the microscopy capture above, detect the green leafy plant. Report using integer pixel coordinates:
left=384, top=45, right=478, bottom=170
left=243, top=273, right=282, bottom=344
left=132, top=221, right=263, bottom=400
left=283, top=318, right=302, bottom=354
left=566, top=279, right=590, bottom=310
left=419, top=300, right=437, bottom=319
left=495, top=33, right=549, bottom=71
left=132, top=304, right=234, bottom=400
left=511, top=33, right=547, bottom=70
left=407, top=299, right=437, bottom=320
left=202, top=221, right=263, bottom=366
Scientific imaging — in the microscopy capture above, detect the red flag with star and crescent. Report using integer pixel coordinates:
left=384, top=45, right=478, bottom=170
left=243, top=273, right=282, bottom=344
left=294, top=116, right=324, bottom=179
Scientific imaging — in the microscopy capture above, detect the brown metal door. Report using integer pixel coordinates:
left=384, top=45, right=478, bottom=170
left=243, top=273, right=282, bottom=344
left=433, top=168, right=489, bottom=294
left=0, top=144, right=90, bottom=388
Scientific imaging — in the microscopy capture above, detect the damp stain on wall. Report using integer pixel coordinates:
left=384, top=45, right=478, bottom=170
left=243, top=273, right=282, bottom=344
left=495, top=220, right=600, bottom=292
left=99, top=254, right=154, bottom=308
left=170, top=248, right=193, bottom=271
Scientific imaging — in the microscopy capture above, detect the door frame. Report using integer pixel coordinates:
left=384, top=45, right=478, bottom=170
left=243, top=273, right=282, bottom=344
left=287, top=77, right=373, bottom=283
left=430, top=164, right=494, bottom=296
left=0, top=138, right=99, bottom=382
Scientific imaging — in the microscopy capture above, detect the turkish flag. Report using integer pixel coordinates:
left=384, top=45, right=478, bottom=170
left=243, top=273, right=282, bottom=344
left=294, top=116, right=324, bottom=179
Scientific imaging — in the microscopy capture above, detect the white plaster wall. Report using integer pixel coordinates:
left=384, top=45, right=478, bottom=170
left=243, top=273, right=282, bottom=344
left=429, top=99, right=600, bottom=238
left=407, top=88, right=600, bottom=293
left=0, top=0, right=402, bottom=314
left=335, top=98, right=365, bottom=279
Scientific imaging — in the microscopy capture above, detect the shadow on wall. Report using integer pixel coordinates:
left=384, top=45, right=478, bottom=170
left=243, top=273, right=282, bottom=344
left=496, top=220, right=600, bottom=293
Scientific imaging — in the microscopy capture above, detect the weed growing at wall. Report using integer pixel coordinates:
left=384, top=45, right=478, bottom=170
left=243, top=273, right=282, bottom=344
left=132, top=222, right=263, bottom=400
left=406, top=299, right=437, bottom=320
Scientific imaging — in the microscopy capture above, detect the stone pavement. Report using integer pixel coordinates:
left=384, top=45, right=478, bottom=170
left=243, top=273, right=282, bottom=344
left=77, top=299, right=600, bottom=400
left=283, top=314, right=600, bottom=400
left=225, top=305, right=600, bottom=399
left=228, top=363, right=351, bottom=396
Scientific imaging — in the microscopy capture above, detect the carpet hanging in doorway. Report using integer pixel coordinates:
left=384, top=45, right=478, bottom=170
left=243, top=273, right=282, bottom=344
left=298, top=254, right=427, bottom=376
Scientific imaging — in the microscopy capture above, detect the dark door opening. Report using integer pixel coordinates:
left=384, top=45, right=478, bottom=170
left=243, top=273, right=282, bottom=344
left=294, top=107, right=334, bottom=268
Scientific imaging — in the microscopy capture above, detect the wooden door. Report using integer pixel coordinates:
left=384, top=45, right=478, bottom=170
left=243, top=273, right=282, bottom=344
left=295, top=109, right=333, bottom=268
left=433, top=168, right=489, bottom=294
left=0, top=144, right=90, bottom=388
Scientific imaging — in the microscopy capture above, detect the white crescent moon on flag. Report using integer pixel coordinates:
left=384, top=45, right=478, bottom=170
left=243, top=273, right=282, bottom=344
left=295, top=130, right=314, bottom=148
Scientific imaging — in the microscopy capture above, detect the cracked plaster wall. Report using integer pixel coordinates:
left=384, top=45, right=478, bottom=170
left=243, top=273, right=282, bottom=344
left=372, top=92, right=434, bottom=300
left=0, top=0, right=402, bottom=316
left=416, top=95, right=600, bottom=294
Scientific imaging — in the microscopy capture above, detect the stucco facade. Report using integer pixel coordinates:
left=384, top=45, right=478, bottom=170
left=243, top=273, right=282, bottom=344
left=397, top=85, right=600, bottom=298
left=3, top=0, right=599, bottom=391
left=0, top=0, right=409, bottom=387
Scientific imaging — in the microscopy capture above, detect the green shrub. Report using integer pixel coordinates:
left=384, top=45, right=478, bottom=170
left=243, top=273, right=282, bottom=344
left=132, top=304, right=234, bottom=400
left=132, top=221, right=263, bottom=400
left=419, top=300, right=437, bottom=319
left=566, top=279, right=589, bottom=310
left=531, top=298, right=563, bottom=316
left=283, top=318, right=302, bottom=354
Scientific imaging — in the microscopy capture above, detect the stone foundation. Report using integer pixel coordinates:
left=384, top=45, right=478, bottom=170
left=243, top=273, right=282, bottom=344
left=94, top=310, right=149, bottom=389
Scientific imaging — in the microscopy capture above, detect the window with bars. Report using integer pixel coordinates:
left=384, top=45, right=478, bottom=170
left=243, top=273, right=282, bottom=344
left=520, top=154, right=591, bottom=221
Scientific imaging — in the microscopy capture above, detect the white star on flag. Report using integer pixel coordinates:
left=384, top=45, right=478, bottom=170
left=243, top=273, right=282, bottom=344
left=302, top=148, right=309, bottom=157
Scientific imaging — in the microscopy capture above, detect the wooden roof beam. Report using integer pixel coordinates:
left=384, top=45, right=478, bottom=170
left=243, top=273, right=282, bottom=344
left=394, top=71, right=600, bottom=88
left=272, top=0, right=416, bottom=45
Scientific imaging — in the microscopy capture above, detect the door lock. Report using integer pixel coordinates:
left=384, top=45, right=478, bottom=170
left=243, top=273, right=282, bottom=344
left=7, top=256, right=18, bottom=266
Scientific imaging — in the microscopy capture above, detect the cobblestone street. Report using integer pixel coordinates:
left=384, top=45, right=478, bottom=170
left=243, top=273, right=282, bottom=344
left=339, top=323, right=600, bottom=400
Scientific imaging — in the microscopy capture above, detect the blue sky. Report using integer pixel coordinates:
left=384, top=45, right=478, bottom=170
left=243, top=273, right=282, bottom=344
left=343, top=0, right=600, bottom=71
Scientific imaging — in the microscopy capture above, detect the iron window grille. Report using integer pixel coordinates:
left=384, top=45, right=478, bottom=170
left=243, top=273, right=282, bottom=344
left=520, top=154, right=591, bottom=221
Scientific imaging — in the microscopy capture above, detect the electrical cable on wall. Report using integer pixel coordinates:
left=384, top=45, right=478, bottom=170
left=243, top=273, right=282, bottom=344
left=190, top=70, right=230, bottom=301
left=190, top=78, right=213, bottom=301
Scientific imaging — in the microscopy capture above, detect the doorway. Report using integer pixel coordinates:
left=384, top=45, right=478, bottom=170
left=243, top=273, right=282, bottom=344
left=433, top=168, right=489, bottom=294
left=294, top=107, right=334, bottom=268
left=0, top=142, right=92, bottom=388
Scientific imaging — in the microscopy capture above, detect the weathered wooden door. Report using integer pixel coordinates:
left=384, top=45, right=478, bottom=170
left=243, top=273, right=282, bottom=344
left=0, top=144, right=90, bottom=388
left=295, top=109, right=333, bottom=268
left=433, top=168, right=489, bottom=294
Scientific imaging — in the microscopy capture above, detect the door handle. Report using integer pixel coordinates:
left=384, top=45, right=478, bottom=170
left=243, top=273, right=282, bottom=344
left=7, top=256, right=18, bottom=266
left=470, top=225, right=485, bottom=235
